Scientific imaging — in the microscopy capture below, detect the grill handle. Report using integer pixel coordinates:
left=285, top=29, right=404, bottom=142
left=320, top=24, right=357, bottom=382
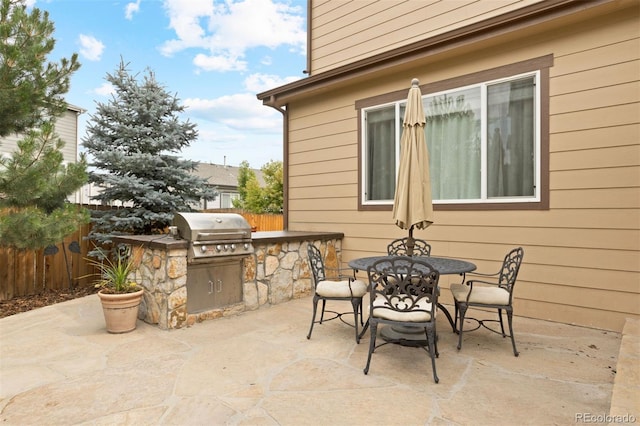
left=196, top=232, right=249, bottom=240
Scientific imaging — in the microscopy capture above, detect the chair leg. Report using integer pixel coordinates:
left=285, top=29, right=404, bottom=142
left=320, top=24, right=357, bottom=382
left=433, top=325, right=439, bottom=358
left=307, top=295, right=320, bottom=339
left=319, top=299, right=327, bottom=323
left=453, top=302, right=459, bottom=333
left=498, top=308, right=506, bottom=336
left=358, top=318, right=370, bottom=341
left=426, top=327, right=439, bottom=383
left=363, top=322, right=377, bottom=375
left=351, top=298, right=361, bottom=343
left=507, top=309, right=519, bottom=357
left=457, top=304, right=467, bottom=351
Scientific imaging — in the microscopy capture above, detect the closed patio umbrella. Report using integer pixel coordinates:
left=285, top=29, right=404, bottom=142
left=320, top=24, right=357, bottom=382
left=392, top=78, right=433, bottom=256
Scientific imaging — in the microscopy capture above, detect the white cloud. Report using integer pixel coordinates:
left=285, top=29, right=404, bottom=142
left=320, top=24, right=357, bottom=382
left=125, top=0, right=141, bottom=20
left=93, top=83, right=115, bottom=96
left=193, top=53, right=246, bottom=72
left=78, top=34, right=104, bottom=61
left=160, top=0, right=305, bottom=72
left=261, top=56, right=272, bottom=66
left=184, top=93, right=281, bottom=132
left=243, top=73, right=300, bottom=93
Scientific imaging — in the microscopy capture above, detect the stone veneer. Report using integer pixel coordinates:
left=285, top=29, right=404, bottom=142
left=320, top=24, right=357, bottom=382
left=114, top=231, right=344, bottom=330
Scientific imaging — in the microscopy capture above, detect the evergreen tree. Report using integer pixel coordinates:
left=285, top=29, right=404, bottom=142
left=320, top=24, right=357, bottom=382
left=0, top=0, right=80, bottom=137
left=82, top=61, right=217, bottom=249
left=0, top=0, right=87, bottom=251
left=0, top=123, right=89, bottom=250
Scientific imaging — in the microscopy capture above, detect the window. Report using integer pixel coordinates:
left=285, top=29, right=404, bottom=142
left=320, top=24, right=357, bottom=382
left=220, top=192, right=239, bottom=209
left=358, top=56, right=550, bottom=211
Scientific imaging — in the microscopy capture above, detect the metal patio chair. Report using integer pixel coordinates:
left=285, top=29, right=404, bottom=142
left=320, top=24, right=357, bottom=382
left=387, top=237, right=461, bottom=332
left=450, top=247, right=524, bottom=356
left=387, top=237, right=431, bottom=257
left=306, top=244, right=367, bottom=343
left=360, top=256, right=441, bottom=383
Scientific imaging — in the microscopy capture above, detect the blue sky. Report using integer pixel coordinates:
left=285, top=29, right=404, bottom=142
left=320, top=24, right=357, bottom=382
left=33, top=0, right=307, bottom=168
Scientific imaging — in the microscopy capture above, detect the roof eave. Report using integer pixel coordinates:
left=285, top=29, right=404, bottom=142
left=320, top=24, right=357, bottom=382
left=257, top=0, right=616, bottom=107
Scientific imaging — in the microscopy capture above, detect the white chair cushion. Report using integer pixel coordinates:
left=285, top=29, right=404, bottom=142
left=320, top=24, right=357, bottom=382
left=450, top=283, right=510, bottom=305
left=316, top=279, right=367, bottom=298
left=370, top=295, right=434, bottom=322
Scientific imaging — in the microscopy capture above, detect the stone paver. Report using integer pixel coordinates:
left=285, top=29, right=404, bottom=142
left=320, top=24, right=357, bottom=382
left=0, top=295, right=624, bottom=425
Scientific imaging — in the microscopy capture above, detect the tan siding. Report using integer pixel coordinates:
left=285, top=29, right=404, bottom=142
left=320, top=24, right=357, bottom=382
left=552, top=145, right=639, bottom=170
left=515, top=299, right=629, bottom=331
left=290, top=146, right=356, bottom=167
left=289, top=170, right=356, bottom=188
left=286, top=1, right=640, bottom=331
left=551, top=167, right=640, bottom=190
left=550, top=103, right=639, bottom=133
left=310, top=0, right=543, bottom=74
left=551, top=60, right=639, bottom=96
left=551, top=124, right=639, bottom=152
left=549, top=187, right=639, bottom=209
left=289, top=183, right=355, bottom=200
left=552, top=81, right=638, bottom=115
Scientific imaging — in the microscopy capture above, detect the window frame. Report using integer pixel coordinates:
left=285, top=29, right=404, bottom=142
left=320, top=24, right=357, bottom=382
left=356, top=55, right=551, bottom=212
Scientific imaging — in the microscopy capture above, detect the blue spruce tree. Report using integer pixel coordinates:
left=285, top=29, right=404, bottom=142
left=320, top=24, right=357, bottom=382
left=83, top=61, right=217, bottom=251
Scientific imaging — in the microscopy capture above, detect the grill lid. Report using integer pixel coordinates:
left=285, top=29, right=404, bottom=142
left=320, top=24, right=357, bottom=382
left=173, top=212, right=253, bottom=261
left=173, top=212, right=251, bottom=241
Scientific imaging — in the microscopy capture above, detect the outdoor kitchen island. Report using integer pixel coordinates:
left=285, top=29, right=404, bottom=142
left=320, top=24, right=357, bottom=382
left=114, top=228, right=344, bottom=330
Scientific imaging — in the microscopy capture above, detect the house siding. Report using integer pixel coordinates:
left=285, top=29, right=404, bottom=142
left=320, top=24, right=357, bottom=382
left=284, top=0, right=639, bottom=331
left=310, top=0, right=544, bottom=75
left=0, top=108, right=80, bottom=164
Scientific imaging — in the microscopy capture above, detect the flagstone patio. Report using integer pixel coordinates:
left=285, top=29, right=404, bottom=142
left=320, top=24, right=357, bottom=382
left=0, top=294, right=635, bottom=425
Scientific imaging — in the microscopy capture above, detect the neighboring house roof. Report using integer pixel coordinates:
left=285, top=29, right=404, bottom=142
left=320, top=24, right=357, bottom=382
left=66, top=104, right=86, bottom=114
left=193, top=162, right=265, bottom=191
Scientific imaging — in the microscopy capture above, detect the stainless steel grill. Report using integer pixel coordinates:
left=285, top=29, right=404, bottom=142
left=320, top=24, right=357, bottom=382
left=172, top=212, right=253, bottom=314
left=173, top=212, right=253, bottom=263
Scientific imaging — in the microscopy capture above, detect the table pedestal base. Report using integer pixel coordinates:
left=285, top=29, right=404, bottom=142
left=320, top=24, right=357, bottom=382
left=380, top=325, right=429, bottom=347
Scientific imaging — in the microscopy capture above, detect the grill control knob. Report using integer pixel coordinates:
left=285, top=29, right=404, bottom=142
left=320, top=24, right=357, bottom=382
left=200, top=245, right=207, bottom=253
left=224, top=244, right=229, bottom=251
left=216, top=245, right=222, bottom=252
left=230, top=244, right=236, bottom=251
left=244, top=243, right=250, bottom=250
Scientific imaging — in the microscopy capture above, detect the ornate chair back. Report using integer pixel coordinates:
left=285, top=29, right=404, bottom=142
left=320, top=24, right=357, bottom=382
left=387, top=237, right=431, bottom=257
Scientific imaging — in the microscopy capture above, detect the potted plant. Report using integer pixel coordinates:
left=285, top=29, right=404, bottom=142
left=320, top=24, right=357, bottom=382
left=89, top=249, right=144, bottom=333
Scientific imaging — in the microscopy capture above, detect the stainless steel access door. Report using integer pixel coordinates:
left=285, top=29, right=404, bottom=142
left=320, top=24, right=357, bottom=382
left=186, top=258, right=243, bottom=313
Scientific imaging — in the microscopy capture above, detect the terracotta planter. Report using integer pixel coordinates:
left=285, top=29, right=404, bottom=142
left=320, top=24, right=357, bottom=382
left=97, top=289, right=144, bottom=333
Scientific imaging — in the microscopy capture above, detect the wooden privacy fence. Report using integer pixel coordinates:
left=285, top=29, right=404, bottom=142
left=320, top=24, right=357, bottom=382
left=0, top=220, right=98, bottom=300
left=203, top=209, right=284, bottom=232
left=0, top=208, right=283, bottom=300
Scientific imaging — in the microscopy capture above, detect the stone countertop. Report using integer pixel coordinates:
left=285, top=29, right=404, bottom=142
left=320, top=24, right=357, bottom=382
left=251, top=230, right=344, bottom=244
left=113, top=230, right=344, bottom=249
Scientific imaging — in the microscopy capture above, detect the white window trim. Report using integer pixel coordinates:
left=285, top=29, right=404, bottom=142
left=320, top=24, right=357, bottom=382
left=361, top=71, right=541, bottom=206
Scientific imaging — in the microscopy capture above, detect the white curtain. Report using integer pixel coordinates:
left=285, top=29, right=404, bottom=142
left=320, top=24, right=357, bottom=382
left=425, top=88, right=481, bottom=200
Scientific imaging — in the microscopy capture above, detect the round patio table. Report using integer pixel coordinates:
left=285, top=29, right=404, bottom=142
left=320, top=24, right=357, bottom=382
left=349, top=255, right=476, bottom=346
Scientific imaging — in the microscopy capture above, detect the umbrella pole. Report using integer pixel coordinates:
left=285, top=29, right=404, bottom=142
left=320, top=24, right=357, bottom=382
left=407, top=225, right=415, bottom=257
